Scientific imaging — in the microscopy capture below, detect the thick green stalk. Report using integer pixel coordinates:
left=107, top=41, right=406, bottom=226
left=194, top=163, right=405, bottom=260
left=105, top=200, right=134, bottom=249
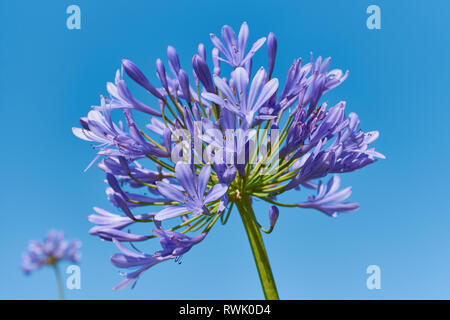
left=236, top=196, right=279, bottom=300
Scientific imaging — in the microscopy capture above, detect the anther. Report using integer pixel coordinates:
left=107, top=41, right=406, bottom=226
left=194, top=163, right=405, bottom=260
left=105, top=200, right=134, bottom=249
left=175, top=255, right=183, bottom=264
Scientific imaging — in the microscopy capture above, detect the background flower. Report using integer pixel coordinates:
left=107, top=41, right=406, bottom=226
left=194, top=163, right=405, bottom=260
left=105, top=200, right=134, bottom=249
left=21, top=230, right=81, bottom=274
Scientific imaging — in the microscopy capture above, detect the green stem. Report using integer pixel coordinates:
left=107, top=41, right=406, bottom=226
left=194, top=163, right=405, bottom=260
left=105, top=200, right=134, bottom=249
left=236, top=196, right=279, bottom=300
left=53, top=264, right=64, bottom=300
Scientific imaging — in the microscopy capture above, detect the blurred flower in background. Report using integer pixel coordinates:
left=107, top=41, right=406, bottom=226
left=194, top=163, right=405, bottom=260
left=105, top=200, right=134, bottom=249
left=21, top=230, right=81, bottom=299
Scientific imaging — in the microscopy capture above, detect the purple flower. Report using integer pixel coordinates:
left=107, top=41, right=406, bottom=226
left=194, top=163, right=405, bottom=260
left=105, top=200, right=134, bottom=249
left=110, top=239, right=160, bottom=290
left=279, top=58, right=311, bottom=103
left=89, top=206, right=137, bottom=230
left=283, top=102, right=384, bottom=191
left=296, top=102, right=349, bottom=156
left=212, top=47, right=220, bottom=75
left=74, top=21, right=384, bottom=291
left=197, top=43, right=206, bottom=61
left=329, top=112, right=385, bottom=173
left=176, top=69, right=191, bottom=104
left=202, top=67, right=278, bottom=128
left=105, top=68, right=162, bottom=115
left=155, top=163, right=228, bottom=220
left=214, top=163, right=237, bottom=185
left=302, top=56, right=349, bottom=115
left=72, top=104, right=168, bottom=168
left=167, top=46, right=181, bottom=75
left=210, top=22, right=266, bottom=68
left=110, top=230, right=205, bottom=290
left=285, top=139, right=337, bottom=190
left=88, top=207, right=154, bottom=241
left=21, top=230, right=81, bottom=274
left=199, top=113, right=257, bottom=175
left=98, top=156, right=171, bottom=190
left=276, top=55, right=348, bottom=118
left=156, top=58, right=169, bottom=92
left=192, top=55, right=215, bottom=93
left=298, top=175, right=359, bottom=217
left=90, top=228, right=149, bottom=242
left=267, top=32, right=277, bottom=78
left=72, top=101, right=122, bottom=162
left=122, top=59, right=164, bottom=100
left=269, top=206, right=279, bottom=229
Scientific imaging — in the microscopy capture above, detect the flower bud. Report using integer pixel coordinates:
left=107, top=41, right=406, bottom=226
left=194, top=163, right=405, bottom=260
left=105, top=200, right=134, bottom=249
left=177, top=69, right=191, bottom=104
left=193, top=55, right=215, bottom=93
left=156, top=58, right=168, bottom=91
left=212, top=48, right=220, bottom=76
left=267, top=32, right=277, bottom=78
left=167, top=45, right=181, bottom=75
left=269, top=206, right=279, bottom=229
left=122, top=59, right=163, bottom=100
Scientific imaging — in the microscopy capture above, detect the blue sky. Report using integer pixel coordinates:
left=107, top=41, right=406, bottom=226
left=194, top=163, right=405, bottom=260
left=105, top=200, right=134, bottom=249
left=1, top=0, right=450, bottom=299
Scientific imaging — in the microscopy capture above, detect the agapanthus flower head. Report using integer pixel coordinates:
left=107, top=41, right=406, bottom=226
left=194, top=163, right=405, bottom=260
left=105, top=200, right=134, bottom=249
left=74, top=22, right=384, bottom=291
left=21, top=230, right=81, bottom=274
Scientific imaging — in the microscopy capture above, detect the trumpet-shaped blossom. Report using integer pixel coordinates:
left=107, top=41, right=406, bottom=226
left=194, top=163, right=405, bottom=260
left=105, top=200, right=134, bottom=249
left=298, top=175, right=359, bottom=217
left=111, top=230, right=205, bottom=290
left=72, top=106, right=168, bottom=166
left=21, top=230, right=81, bottom=274
left=155, top=163, right=228, bottom=220
left=74, top=21, right=384, bottom=292
left=88, top=207, right=155, bottom=242
left=202, top=67, right=278, bottom=128
left=210, top=22, right=266, bottom=68
left=97, top=156, right=171, bottom=190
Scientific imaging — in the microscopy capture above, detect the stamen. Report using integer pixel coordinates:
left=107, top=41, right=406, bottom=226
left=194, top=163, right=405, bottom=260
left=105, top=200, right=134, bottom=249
left=175, top=255, right=183, bottom=264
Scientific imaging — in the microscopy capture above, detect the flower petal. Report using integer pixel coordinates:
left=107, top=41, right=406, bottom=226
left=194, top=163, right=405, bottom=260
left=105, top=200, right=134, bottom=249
left=155, top=205, right=190, bottom=221
left=155, top=181, right=186, bottom=203
left=198, top=164, right=211, bottom=197
left=252, top=78, right=279, bottom=112
left=204, top=183, right=228, bottom=203
left=175, top=162, right=198, bottom=199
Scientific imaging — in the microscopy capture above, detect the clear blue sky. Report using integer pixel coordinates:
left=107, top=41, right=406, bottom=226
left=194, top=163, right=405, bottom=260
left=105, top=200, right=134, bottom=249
left=1, top=0, right=449, bottom=299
